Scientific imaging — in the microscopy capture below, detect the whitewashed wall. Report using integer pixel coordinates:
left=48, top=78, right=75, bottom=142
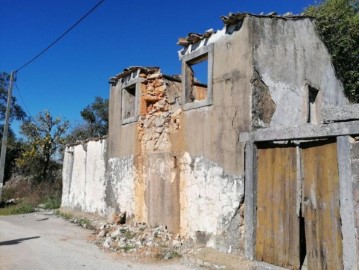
left=179, top=152, right=245, bottom=251
left=61, top=139, right=107, bottom=215
left=107, top=156, right=137, bottom=217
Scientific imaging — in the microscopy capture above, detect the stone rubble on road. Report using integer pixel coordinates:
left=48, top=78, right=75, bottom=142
left=58, top=210, right=250, bottom=269
left=92, top=221, right=195, bottom=260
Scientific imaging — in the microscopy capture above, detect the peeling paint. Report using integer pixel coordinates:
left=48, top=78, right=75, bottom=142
left=179, top=153, right=244, bottom=252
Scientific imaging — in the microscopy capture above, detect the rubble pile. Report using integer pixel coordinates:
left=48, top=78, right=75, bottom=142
left=93, top=222, right=194, bottom=260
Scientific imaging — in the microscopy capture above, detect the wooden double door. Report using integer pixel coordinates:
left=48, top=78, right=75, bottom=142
left=255, top=140, right=343, bottom=270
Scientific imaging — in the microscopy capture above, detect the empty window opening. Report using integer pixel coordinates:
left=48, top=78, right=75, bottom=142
left=123, top=85, right=136, bottom=120
left=185, top=54, right=208, bottom=103
left=307, top=86, right=319, bottom=124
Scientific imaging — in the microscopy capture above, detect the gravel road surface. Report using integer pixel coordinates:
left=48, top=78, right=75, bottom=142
left=0, top=212, right=194, bottom=270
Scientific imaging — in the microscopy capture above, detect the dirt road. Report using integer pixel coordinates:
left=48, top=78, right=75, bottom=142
left=0, top=212, right=194, bottom=270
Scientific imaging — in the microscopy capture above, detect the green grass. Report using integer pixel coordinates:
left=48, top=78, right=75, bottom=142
left=42, top=197, right=61, bottom=209
left=121, top=244, right=136, bottom=252
left=54, top=210, right=73, bottom=220
left=54, top=210, right=95, bottom=230
left=78, top=217, right=95, bottom=229
left=0, top=202, right=35, bottom=216
left=158, top=249, right=182, bottom=260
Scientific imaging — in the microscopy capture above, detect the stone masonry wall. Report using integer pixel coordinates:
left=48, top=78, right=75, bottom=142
left=136, top=71, right=182, bottom=232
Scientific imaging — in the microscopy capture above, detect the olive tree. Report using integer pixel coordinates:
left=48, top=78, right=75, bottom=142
left=17, top=110, right=69, bottom=182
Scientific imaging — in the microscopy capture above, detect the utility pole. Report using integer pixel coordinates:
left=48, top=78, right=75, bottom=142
left=0, top=71, right=16, bottom=202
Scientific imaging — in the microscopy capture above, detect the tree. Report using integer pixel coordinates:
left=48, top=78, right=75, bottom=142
left=305, top=0, right=359, bottom=102
left=0, top=72, right=27, bottom=182
left=17, top=110, right=69, bottom=182
left=0, top=72, right=26, bottom=122
left=67, top=96, right=108, bottom=142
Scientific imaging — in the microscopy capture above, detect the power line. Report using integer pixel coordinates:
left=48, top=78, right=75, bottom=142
left=14, top=83, right=32, bottom=119
left=15, top=0, right=105, bottom=73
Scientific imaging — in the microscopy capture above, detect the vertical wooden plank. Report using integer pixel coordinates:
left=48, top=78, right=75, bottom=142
left=255, top=145, right=300, bottom=269
left=302, top=140, right=343, bottom=270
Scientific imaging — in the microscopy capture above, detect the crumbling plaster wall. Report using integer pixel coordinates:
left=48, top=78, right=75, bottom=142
left=175, top=19, right=252, bottom=252
left=179, top=153, right=244, bottom=252
left=61, top=139, right=107, bottom=214
left=62, top=15, right=351, bottom=255
left=107, top=77, right=144, bottom=222
left=137, top=73, right=182, bottom=232
left=107, top=71, right=183, bottom=230
left=248, top=17, right=348, bottom=129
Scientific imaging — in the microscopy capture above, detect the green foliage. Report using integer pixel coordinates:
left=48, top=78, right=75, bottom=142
left=55, top=210, right=74, bottom=220
left=3, top=136, right=26, bottom=182
left=121, top=244, right=136, bottom=252
left=0, top=72, right=26, bottom=122
left=77, top=217, right=94, bottom=229
left=156, top=249, right=182, bottom=260
left=305, top=0, right=359, bottom=102
left=55, top=210, right=95, bottom=230
left=17, top=110, right=69, bottom=182
left=67, top=96, right=108, bottom=142
left=0, top=72, right=27, bottom=182
left=42, top=196, right=61, bottom=209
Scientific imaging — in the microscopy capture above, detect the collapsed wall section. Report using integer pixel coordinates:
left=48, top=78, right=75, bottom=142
left=61, top=138, right=107, bottom=214
left=106, top=63, right=248, bottom=252
left=107, top=68, right=183, bottom=231
left=137, top=71, right=182, bottom=232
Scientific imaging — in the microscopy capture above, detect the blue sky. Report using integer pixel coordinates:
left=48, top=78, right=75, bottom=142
left=0, top=0, right=316, bottom=135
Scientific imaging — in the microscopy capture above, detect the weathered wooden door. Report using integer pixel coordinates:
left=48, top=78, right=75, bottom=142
left=256, top=144, right=300, bottom=269
left=301, top=140, right=343, bottom=270
left=255, top=140, right=343, bottom=269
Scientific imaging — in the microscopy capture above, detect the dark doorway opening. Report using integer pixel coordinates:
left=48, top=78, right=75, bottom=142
left=299, top=209, right=307, bottom=269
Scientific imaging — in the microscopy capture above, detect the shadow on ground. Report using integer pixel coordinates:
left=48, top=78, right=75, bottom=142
left=0, top=236, right=40, bottom=246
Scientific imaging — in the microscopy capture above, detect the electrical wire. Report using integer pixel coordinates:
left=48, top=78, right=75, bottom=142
left=15, top=0, right=105, bottom=73
left=14, top=83, right=33, bottom=119
left=14, top=83, right=53, bottom=136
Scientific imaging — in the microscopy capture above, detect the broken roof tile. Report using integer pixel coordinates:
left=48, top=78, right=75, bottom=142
left=177, top=29, right=215, bottom=47
left=220, top=13, right=246, bottom=25
left=109, top=66, right=160, bottom=83
left=109, top=67, right=182, bottom=85
left=178, top=12, right=313, bottom=48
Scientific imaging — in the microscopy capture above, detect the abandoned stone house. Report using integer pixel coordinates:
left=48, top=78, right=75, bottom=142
left=61, top=12, right=359, bottom=269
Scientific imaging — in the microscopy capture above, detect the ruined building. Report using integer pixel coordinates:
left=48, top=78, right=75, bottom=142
left=62, top=13, right=359, bottom=269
